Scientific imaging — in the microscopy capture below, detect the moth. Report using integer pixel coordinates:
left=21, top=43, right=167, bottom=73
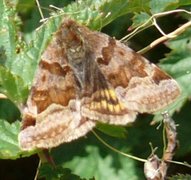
left=18, top=19, right=180, bottom=151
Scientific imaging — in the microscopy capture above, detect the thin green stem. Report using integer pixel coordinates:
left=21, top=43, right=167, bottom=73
left=92, top=130, right=146, bottom=163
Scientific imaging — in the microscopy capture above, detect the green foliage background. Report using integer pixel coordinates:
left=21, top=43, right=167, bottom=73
left=0, top=0, right=191, bottom=179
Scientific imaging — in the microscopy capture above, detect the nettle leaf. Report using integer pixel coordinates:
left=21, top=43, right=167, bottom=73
left=150, top=0, right=179, bottom=14
left=0, top=119, right=20, bottom=159
left=39, top=164, right=82, bottom=180
left=57, top=0, right=150, bottom=30
left=0, top=119, right=35, bottom=159
left=40, top=134, right=143, bottom=180
left=131, top=12, right=151, bottom=29
left=0, top=99, right=20, bottom=123
left=62, top=145, right=141, bottom=180
left=0, top=0, right=19, bottom=67
left=0, top=65, right=28, bottom=104
left=96, top=123, right=128, bottom=138
left=150, top=0, right=191, bottom=14
left=0, top=0, right=29, bottom=103
left=131, top=1, right=191, bottom=32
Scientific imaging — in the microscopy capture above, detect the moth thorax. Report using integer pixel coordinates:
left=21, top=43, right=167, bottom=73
left=67, top=44, right=85, bottom=63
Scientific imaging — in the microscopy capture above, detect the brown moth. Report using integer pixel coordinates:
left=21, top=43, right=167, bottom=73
left=18, top=19, right=180, bottom=151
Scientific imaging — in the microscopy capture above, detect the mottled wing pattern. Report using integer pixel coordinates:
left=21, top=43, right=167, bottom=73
left=19, top=24, right=96, bottom=150
left=59, top=21, right=137, bottom=125
left=19, top=19, right=180, bottom=151
left=71, top=22, right=180, bottom=114
left=19, top=104, right=95, bottom=150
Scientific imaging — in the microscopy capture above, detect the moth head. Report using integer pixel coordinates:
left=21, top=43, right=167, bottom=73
left=59, top=20, right=86, bottom=66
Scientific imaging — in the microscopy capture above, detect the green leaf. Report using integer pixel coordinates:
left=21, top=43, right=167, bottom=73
left=0, top=119, right=38, bottom=159
left=96, top=123, right=128, bottom=138
left=40, top=133, right=143, bottom=180
left=131, top=12, right=151, bottom=29
left=179, top=0, right=191, bottom=5
left=0, top=65, right=28, bottom=104
left=131, top=1, right=191, bottom=32
left=39, top=164, right=82, bottom=180
left=0, top=119, right=20, bottom=159
left=56, top=0, right=150, bottom=30
left=17, top=0, right=36, bottom=15
left=62, top=145, right=141, bottom=180
left=0, top=99, right=20, bottom=123
left=150, top=0, right=191, bottom=14
left=0, top=0, right=29, bottom=104
left=0, top=0, right=19, bottom=67
left=150, top=0, right=179, bottom=14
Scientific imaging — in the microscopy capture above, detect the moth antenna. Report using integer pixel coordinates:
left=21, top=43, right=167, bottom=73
left=49, top=5, right=62, bottom=11
left=35, top=0, right=45, bottom=21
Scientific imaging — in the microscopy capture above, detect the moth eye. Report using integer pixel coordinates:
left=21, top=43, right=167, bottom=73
left=76, top=46, right=82, bottom=52
left=69, top=48, right=76, bottom=53
left=69, top=44, right=83, bottom=53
